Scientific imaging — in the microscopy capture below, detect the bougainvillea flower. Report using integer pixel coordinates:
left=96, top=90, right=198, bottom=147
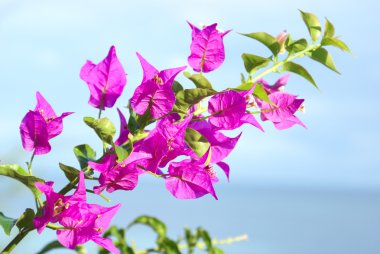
left=34, top=92, right=73, bottom=139
left=89, top=152, right=151, bottom=194
left=208, top=90, right=263, bottom=131
left=133, top=129, right=168, bottom=174
left=20, top=92, right=72, bottom=155
left=80, top=46, right=127, bottom=109
left=57, top=202, right=121, bottom=254
left=20, top=111, right=51, bottom=155
left=188, top=118, right=241, bottom=180
left=156, top=114, right=193, bottom=167
left=130, top=53, right=186, bottom=118
left=257, top=74, right=290, bottom=95
left=187, top=21, right=231, bottom=73
left=114, top=108, right=130, bottom=146
left=165, top=149, right=218, bottom=200
left=34, top=171, right=86, bottom=233
left=259, top=92, right=306, bottom=130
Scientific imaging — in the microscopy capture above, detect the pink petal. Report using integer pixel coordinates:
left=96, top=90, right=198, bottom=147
left=80, top=46, right=127, bottom=109
left=187, top=22, right=230, bottom=73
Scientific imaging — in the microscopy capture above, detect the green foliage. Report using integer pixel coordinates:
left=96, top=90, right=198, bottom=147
left=241, top=53, right=271, bottom=74
left=59, top=163, right=80, bottom=181
left=84, top=117, right=116, bottom=145
left=321, top=37, right=351, bottom=52
left=127, top=215, right=167, bottom=243
left=185, top=128, right=210, bottom=158
left=308, top=47, right=340, bottom=74
left=282, top=62, right=318, bottom=89
left=184, top=72, right=215, bottom=91
left=299, top=10, right=321, bottom=41
left=36, top=240, right=65, bottom=254
left=174, top=88, right=215, bottom=113
left=241, top=32, right=281, bottom=56
left=0, top=212, right=17, bottom=236
left=285, top=36, right=307, bottom=53
left=73, top=144, right=97, bottom=169
left=0, top=164, right=44, bottom=199
left=97, top=215, right=227, bottom=254
left=253, top=83, right=273, bottom=105
left=323, top=18, right=335, bottom=38
left=16, top=208, right=35, bottom=232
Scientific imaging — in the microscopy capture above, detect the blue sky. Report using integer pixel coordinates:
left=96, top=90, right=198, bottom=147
left=0, top=0, right=379, bottom=192
left=1, top=1, right=380, bottom=254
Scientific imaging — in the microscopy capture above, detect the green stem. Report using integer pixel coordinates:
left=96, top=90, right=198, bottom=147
left=1, top=228, right=33, bottom=254
left=27, top=151, right=35, bottom=176
left=98, top=107, right=102, bottom=119
left=86, top=189, right=111, bottom=202
left=58, top=176, right=79, bottom=195
left=46, top=223, right=66, bottom=230
left=250, top=44, right=321, bottom=83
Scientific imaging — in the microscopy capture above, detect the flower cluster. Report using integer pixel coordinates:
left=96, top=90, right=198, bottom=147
left=18, top=22, right=308, bottom=252
left=34, top=172, right=121, bottom=253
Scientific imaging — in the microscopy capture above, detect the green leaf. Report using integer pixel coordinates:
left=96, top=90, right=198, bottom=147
left=321, top=37, right=351, bottom=52
left=212, top=247, right=225, bottom=254
left=241, top=53, right=271, bottom=74
left=59, top=163, right=80, bottom=181
left=185, top=128, right=210, bottom=158
left=114, top=145, right=131, bottom=162
left=184, top=88, right=216, bottom=104
left=241, top=32, right=281, bottom=56
left=185, top=73, right=214, bottom=90
left=285, top=38, right=307, bottom=53
left=36, top=240, right=64, bottom=254
left=308, top=47, right=340, bottom=74
left=159, top=237, right=181, bottom=254
left=16, top=208, right=35, bottom=232
left=84, top=117, right=116, bottom=145
left=235, top=82, right=253, bottom=91
left=172, top=80, right=184, bottom=94
left=0, top=212, right=17, bottom=235
left=0, top=164, right=44, bottom=199
left=299, top=10, right=322, bottom=41
left=127, top=215, right=167, bottom=243
left=101, top=226, right=133, bottom=254
left=324, top=18, right=335, bottom=38
left=197, top=227, right=213, bottom=251
left=73, top=144, right=96, bottom=169
left=253, top=83, right=274, bottom=105
left=184, top=227, right=197, bottom=254
left=240, top=73, right=247, bottom=84
left=127, top=107, right=141, bottom=135
left=282, top=61, right=318, bottom=89
left=174, top=88, right=216, bottom=113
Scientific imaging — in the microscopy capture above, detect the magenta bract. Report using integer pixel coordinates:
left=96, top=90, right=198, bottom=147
left=34, top=172, right=121, bottom=254
left=114, top=108, right=130, bottom=146
left=259, top=92, right=306, bottom=130
left=20, top=92, right=72, bottom=155
left=187, top=21, right=230, bottom=73
left=188, top=118, right=241, bottom=180
left=89, top=152, right=151, bottom=194
left=57, top=203, right=121, bottom=254
left=80, top=46, right=127, bottom=109
left=165, top=156, right=218, bottom=200
left=130, top=53, right=186, bottom=118
left=257, top=74, right=290, bottom=94
left=208, top=90, right=263, bottom=131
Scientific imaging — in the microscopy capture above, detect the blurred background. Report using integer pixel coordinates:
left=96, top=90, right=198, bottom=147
left=0, top=0, right=379, bottom=253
